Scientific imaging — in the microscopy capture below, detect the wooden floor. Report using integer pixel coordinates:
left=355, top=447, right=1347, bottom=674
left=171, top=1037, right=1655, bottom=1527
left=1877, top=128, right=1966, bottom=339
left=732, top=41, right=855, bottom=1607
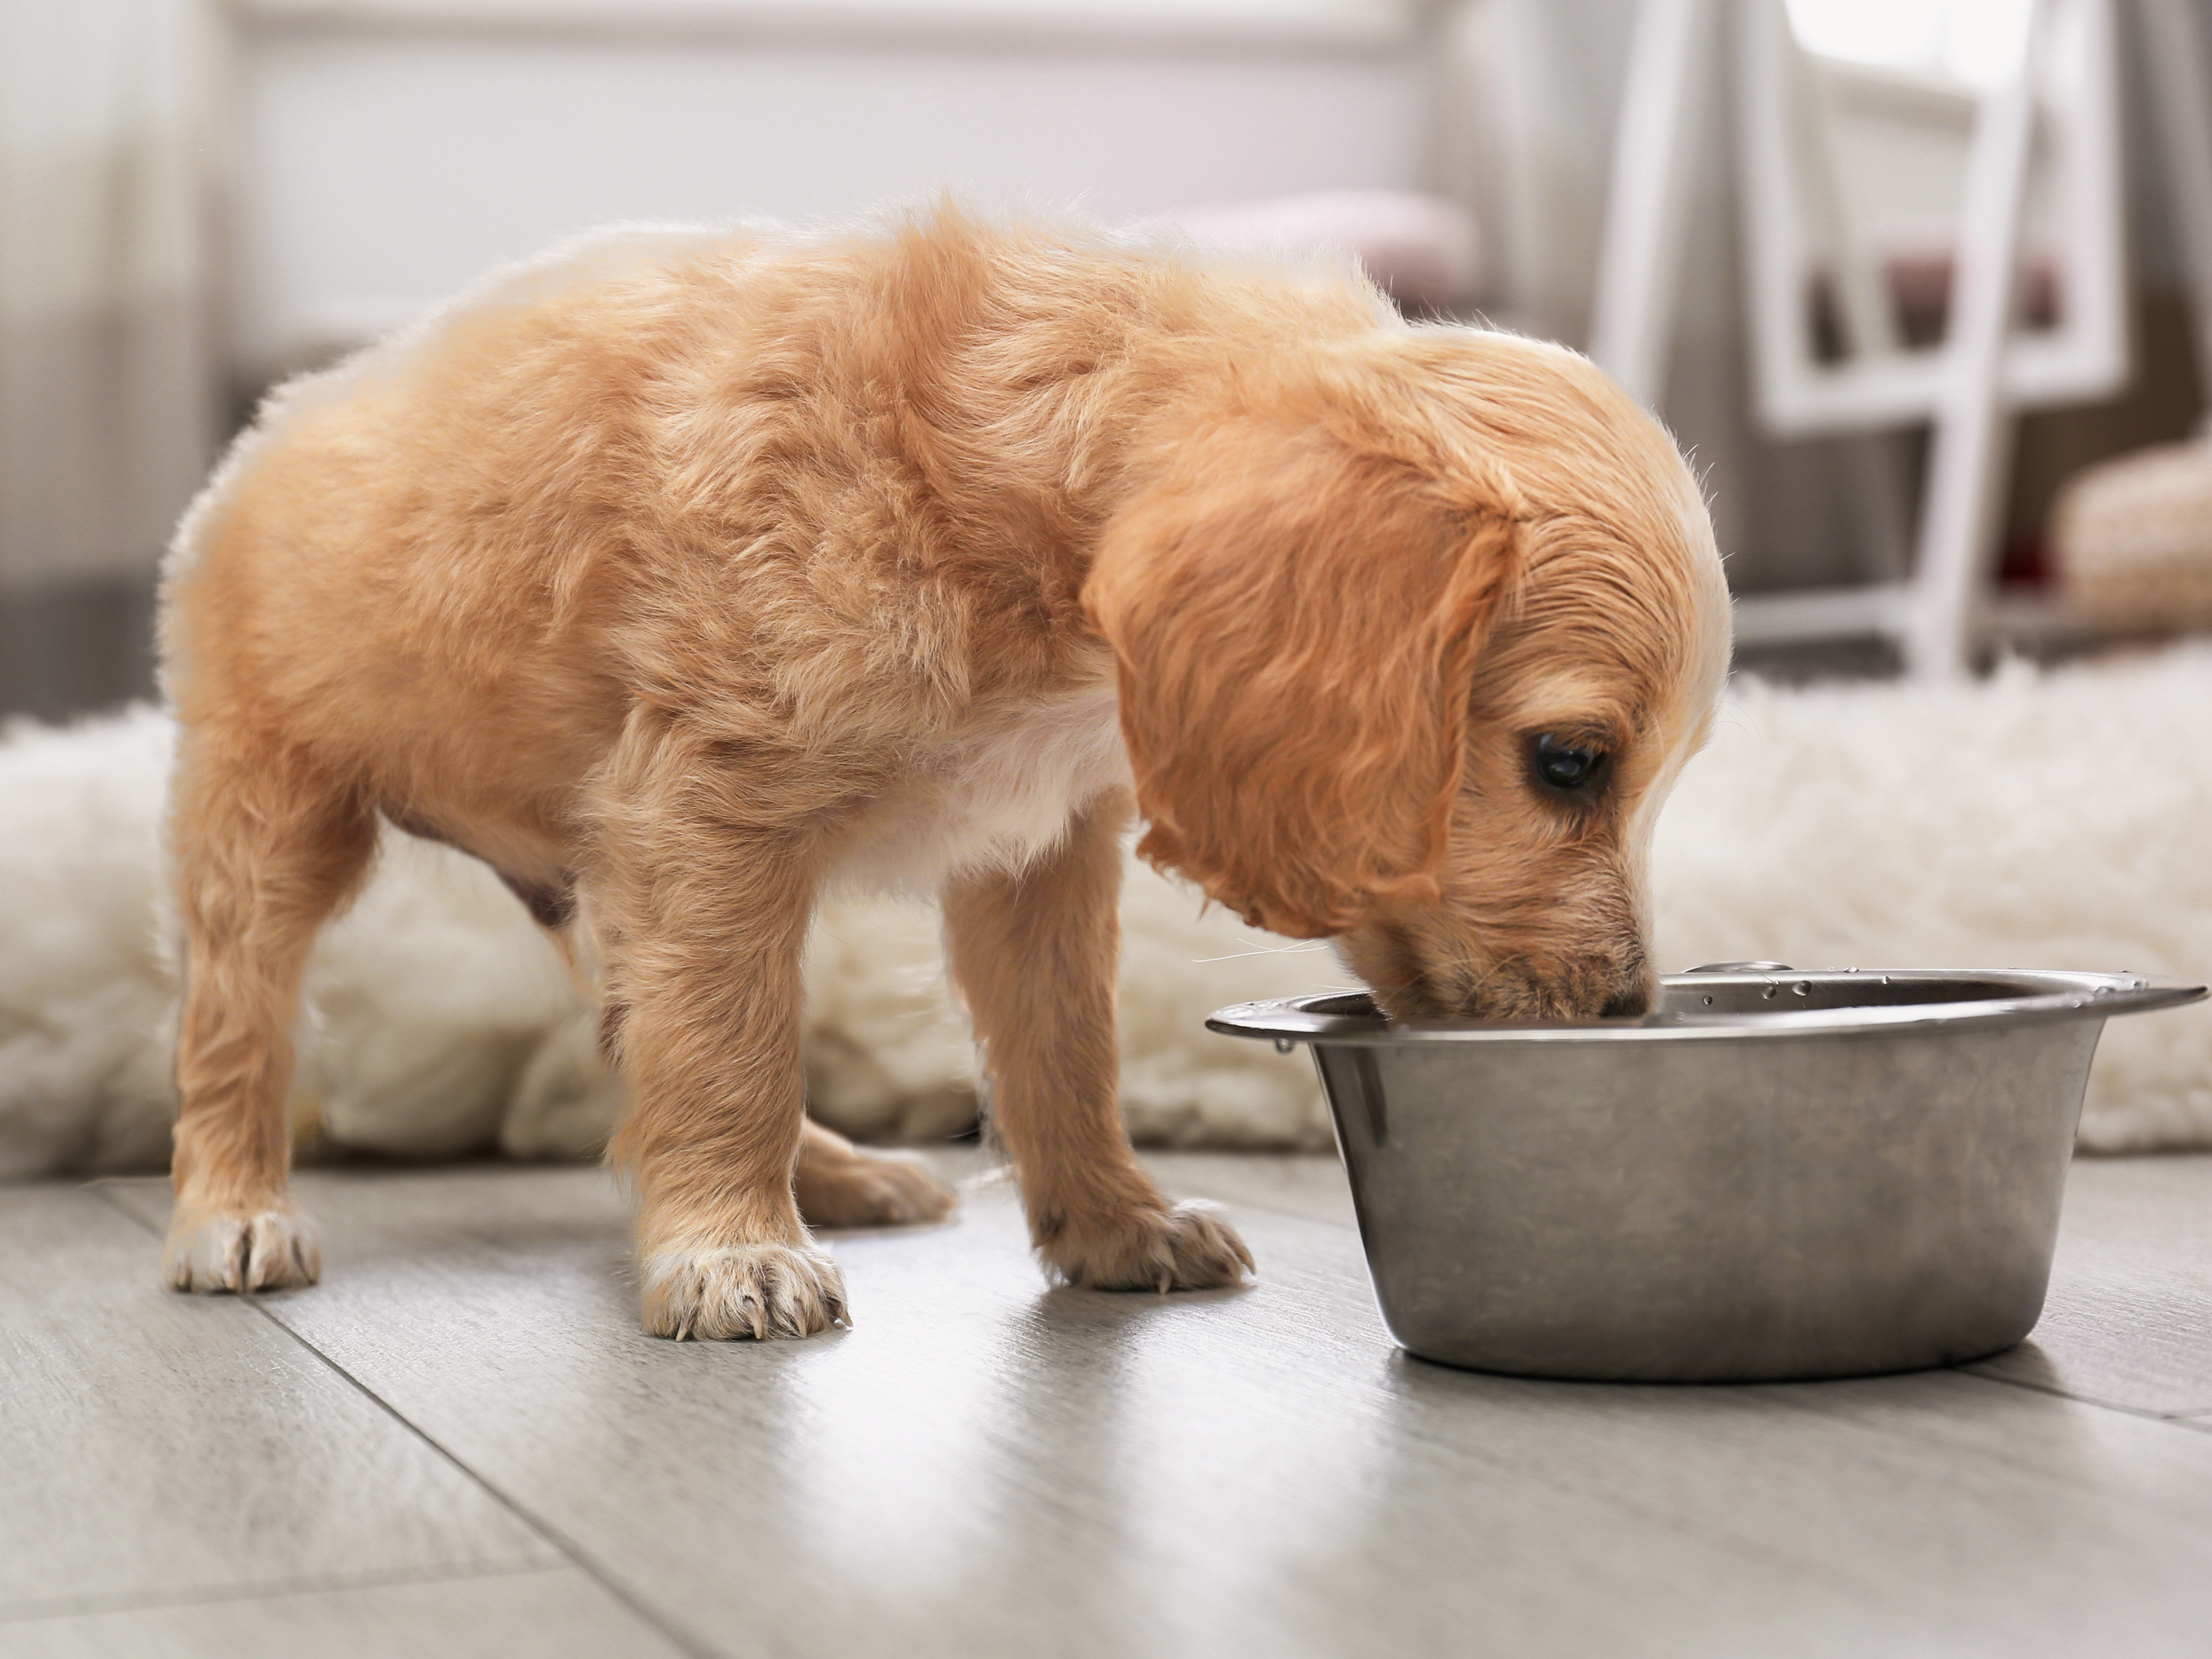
left=5, top=1148, right=2211, bottom=1658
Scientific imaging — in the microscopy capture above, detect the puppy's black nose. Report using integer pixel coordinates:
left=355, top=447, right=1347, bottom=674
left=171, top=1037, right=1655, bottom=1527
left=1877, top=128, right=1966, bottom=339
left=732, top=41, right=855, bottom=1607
left=1600, top=987, right=1649, bottom=1018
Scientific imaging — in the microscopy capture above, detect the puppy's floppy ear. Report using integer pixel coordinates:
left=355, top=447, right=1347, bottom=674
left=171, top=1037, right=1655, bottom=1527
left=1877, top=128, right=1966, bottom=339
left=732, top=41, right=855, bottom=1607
left=1085, top=417, right=1522, bottom=937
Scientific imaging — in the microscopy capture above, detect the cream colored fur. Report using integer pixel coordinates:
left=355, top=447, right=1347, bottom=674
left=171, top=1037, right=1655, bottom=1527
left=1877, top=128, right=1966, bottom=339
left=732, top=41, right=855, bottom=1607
left=142, top=206, right=1727, bottom=1335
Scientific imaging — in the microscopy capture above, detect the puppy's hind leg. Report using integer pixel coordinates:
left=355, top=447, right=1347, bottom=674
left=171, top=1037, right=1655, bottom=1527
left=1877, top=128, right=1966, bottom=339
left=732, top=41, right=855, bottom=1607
left=944, top=793, right=1252, bottom=1292
left=793, top=1119, right=959, bottom=1229
left=165, top=728, right=376, bottom=1293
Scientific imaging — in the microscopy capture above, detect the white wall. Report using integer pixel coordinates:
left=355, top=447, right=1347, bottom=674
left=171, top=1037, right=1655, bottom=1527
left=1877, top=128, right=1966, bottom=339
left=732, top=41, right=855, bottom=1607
left=232, top=6, right=1433, bottom=374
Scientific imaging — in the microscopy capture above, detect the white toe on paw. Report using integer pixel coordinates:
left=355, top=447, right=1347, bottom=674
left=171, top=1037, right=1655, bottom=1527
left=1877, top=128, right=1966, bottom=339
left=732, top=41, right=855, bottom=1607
left=163, top=1208, right=323, bottom=1294
left=796, top=1153, right=960, bottom=1229
left=1045, top=1201, right=1255, bottom=1293
left=639, top=1243, right=850, bottom=1340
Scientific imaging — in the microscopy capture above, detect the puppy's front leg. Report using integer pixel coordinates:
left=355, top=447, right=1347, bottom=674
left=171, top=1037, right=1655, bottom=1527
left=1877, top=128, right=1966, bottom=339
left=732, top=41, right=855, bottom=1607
left=945, top=793, right=1252, bottom=1291
left=595, top=763, right=846, bottom=1340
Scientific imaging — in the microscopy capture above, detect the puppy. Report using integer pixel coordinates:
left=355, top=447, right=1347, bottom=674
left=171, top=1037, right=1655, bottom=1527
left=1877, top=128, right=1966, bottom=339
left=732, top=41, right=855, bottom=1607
left=159, top=205, right=1730, bottom=1338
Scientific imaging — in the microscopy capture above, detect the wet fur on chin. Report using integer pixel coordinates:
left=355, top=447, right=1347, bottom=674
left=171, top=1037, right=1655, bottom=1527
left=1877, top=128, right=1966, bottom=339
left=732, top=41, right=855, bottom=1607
left=154, top=203, right=1726, bottom=1336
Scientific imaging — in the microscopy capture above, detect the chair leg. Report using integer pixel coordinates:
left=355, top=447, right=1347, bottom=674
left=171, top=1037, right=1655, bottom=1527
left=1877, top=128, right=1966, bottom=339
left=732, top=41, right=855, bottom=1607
left=1589, top=0, right=1717, bottom=410
left=1903, top=0, right=2051, bottom=680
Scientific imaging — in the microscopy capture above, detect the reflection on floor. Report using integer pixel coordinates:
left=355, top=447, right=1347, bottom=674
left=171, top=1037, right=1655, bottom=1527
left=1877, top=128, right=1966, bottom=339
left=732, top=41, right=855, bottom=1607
left=5, top=1149, right=2211, bottom=1657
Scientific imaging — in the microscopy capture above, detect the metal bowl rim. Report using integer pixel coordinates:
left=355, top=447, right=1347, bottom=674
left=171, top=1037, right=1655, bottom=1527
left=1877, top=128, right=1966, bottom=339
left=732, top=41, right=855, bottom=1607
left=1206, top=968, right=2208, bottom=1046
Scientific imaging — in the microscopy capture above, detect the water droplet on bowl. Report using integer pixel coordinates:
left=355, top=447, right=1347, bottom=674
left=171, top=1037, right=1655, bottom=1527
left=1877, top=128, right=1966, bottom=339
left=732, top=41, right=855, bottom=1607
left=1702, top=995, right=1714, bottom=1006
left=1762, top=985, right=1779, bottom=1000
left=2092, top=986, right=2112, bottom=998
left=1793, top=982, right=1811, bottom=997
left=1274, top=1037, right=1294, bottom=1055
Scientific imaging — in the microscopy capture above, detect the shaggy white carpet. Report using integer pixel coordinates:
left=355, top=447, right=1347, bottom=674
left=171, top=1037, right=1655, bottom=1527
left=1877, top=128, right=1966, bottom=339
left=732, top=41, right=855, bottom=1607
left=3, top=643, right=2209, bottom=1178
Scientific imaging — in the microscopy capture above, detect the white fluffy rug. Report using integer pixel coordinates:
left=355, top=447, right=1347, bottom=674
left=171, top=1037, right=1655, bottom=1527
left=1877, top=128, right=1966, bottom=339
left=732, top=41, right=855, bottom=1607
left=4, top=643, right=2209, bottom=1178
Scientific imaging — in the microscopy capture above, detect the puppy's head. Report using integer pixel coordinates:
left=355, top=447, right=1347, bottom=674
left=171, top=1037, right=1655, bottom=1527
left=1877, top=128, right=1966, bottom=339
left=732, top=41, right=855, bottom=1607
left=1085, top=328, right=1729, bottom=1021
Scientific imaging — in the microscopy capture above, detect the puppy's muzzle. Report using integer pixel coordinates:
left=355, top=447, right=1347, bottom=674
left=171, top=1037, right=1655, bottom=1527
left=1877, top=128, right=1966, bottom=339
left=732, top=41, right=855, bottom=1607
left=1457, top=949, right=1652, bottom=1023
left=1598, top=982, right=1652, bottom=1020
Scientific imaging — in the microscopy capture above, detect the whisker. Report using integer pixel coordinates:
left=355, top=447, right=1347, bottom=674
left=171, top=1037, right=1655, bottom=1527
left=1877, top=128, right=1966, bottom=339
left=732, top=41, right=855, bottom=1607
left=1188, top=942, right=1336, bottom=964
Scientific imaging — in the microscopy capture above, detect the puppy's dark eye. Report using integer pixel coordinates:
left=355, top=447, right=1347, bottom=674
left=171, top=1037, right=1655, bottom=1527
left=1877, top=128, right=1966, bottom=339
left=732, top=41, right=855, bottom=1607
left=1531, top=733, right=1607, bottom=795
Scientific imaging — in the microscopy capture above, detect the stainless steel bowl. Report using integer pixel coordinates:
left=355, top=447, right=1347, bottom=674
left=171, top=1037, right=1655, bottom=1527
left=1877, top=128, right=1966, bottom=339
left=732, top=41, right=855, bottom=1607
left=1209, top=968, right=2207, bottom=1382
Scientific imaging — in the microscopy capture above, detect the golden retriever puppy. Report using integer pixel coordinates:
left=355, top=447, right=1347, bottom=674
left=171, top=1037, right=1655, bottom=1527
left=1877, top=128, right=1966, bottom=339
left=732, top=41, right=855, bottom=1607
left=159, top=205, right=1729, bottom=1339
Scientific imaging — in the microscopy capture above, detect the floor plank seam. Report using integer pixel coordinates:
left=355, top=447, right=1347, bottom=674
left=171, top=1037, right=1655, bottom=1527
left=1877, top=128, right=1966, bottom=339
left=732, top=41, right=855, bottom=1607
left=1162, top=1188, right=1358, bottom=1231
left=0, top=1556, right=562, bottom=1628
left=84, top=1178, right=162, bottom=1230
left=82, top=1180, right=715, bottom=1659
left=247, top=1302, right=717, bottom=1659
left=1959, top=1363, right=2212, bottom=1426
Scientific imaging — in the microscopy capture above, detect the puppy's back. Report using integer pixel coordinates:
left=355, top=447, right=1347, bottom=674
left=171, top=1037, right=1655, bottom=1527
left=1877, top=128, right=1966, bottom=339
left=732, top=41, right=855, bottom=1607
left=159, top=209, right=1393, bottom=843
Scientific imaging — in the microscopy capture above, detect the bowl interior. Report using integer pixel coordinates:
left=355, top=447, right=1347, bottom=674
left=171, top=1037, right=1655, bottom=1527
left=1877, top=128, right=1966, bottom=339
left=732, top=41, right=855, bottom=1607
left=1301, top=975, right=2037, bottom=1023
left=1212, top=970, right=2207, bottom=1046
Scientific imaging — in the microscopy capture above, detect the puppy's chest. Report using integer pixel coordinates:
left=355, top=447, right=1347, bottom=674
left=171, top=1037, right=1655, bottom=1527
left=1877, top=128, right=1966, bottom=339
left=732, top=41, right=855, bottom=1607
left=831, top=682, right=1130, bottom=895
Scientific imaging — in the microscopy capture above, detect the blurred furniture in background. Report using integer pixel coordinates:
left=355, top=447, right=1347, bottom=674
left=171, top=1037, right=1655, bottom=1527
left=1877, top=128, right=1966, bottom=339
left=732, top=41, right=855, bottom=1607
left=1599, top=0, right=2112, bottom=677
left=2054, top=433, right=2212, bottom=630
left=7, top=0, right=2210, bottom=721
left=1589, top=0, right=2212, bottom=678
left=2049, top=0, right=2212, bottom=637
left=0, top=0, right=222, bottom=721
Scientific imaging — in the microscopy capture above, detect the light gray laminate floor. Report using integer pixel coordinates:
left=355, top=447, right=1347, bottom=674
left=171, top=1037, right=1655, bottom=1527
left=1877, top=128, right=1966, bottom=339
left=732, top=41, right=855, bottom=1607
left=5, top=1149, right=2211, bottom=1658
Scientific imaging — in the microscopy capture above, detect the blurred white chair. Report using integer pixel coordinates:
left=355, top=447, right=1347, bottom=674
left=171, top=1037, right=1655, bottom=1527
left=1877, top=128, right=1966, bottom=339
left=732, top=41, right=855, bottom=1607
left=1588, top=0, right=2212, bottom=679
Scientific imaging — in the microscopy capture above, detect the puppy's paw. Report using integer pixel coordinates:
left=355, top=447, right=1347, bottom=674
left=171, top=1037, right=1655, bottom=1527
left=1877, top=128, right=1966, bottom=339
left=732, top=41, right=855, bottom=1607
left=1041, top=1201, right=1254, bottom=1293
left=796, top=1149, right=960, bottom=1229
left=639, top=1243, right=849, bottom=1340
left=164, top=1205, right=323, bottom=1294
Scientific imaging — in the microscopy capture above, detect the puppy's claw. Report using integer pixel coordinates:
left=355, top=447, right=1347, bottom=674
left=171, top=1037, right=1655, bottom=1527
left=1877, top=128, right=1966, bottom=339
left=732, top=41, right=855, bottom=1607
left=164, top=1207, right=322, bottom=1295
left=640, top=1243, right=848, bottom=1341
